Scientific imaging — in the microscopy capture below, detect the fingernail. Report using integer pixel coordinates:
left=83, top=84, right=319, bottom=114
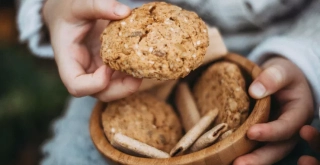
left=250, top=82, right=266, bottom=98
left=250, top=131, right=261, bottom=140
left=248, top=127, right=261, bottom=140
left=114, top=3, right=129, bottom=16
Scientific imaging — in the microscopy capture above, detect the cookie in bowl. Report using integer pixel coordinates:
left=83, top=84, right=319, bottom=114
left=193, top=61, right=250, bottom=129
left=102, top=92, right=182, bottom=156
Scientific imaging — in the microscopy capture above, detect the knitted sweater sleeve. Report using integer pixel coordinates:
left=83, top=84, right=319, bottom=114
left=248, top=0, right=320, bottom=116
left=165, top=0, right=307, bottom=32
left=17, top=0, right=53, bottom=58
left=16, top=0, right=150, bottom=59
left=17, top=0, right=307, bottom=57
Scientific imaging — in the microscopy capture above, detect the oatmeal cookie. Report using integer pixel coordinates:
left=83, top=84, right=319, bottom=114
left=193, top=61, right=250, bottom=129
left=102, top=92, right=182, bottom=153
left=100, top=2, right=209, bottom=80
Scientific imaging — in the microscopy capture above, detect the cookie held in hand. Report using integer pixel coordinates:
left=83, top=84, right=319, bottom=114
left=100, top=2, right=209, bottom=80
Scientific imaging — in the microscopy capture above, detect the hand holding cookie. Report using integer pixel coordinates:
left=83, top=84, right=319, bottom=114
left=42, top=0, right=142, bottom=102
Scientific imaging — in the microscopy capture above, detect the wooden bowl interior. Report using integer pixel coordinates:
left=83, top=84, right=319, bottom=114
left=90, top=53, right=271, bottom=165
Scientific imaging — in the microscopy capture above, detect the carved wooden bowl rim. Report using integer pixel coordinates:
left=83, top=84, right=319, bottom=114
left=90, top=53, right=271, bottom=165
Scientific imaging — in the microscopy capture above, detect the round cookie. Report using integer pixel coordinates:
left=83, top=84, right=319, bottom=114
left=100, top=2, right=209, bottom=80
left=193, top=61, right=250, bottom=129
left=102, top=92, right=182, bottom=153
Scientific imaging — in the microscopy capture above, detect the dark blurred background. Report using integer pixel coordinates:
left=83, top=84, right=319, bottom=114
left=0, top=1, right=69, bottom=165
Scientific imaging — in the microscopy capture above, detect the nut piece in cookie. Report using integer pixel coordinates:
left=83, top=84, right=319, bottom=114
left=102, top=92, right=182, bottom=153
left=193, top=61, right=250, bottom=129
left=100, top=2, right=209, bottom=80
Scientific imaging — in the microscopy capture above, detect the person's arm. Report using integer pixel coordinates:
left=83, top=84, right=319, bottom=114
left=248, top=0, right=320, bottom=115
left=165, top=0, right=308, bottom=32
left=233, top=1, right=320, bottom=164
left=15, top=0, right=147, bottom=58
left=16, top=0, right=53, bottom=58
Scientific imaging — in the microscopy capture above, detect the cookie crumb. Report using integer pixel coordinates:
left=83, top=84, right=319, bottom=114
left=130, top=31, right=144, bottom=37
left=137, top=51, right=142, bottom=56
left=134, top=44, right=139, bottom=50
left=111, top=128, right=116, bottom=133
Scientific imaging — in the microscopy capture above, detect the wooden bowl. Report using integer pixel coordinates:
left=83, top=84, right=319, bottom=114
left=90, top=53, right=271, bottom=165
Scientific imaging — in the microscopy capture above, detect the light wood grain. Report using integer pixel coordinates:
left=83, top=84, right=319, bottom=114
left=90, top=53, right=270, bottom=165
left=138, top=79, right=167, bottom=92
left=146, top=80, right=178, bottom=101
left=202, top=27, right=228, bottom=64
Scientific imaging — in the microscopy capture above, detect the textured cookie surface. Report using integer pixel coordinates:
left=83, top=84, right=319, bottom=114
left=100, top=2, right=209, bottom=80
left=102, top=92, right=182, bottom=153
left=193, top=62, right=250, bottom=129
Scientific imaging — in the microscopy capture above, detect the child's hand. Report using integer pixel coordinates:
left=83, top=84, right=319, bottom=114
left=233, top=57, right=314, bottom=165
left=42, top=0, right=142, bottom=102
left=298, top=125, right=320, bottom=165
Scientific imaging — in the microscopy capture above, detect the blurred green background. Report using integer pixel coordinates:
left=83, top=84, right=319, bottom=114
left=0, top=2, right=69, bottom=165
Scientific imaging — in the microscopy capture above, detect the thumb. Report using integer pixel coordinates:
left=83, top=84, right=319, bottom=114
left=249, top=57, right=295, bottom=99
left=72, top=0, right=131, bottom=20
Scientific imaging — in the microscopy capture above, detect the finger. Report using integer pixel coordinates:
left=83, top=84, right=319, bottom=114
left=93, top=76, right=142, bottom=102
left=247, top=100, right=310, bottom=142
left=56, top=44, right=113, bottom=97
left=249, top=58, right=294, bottom=99
left=298, top=155, right=320, bottom=165
left=111, top=71, right=131, bottom=80
left=62, top=63, right=113, bottom=97
left=72, top=0, right=131, bottom=20
left=233, top=138, right=297, bottom=165
left=85, top=20, right=110, bottom=59
left=300, top=125, right=320, bottom=152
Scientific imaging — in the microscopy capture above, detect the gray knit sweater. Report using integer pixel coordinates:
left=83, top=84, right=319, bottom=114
left=17, top=0, right=320, bottom=164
